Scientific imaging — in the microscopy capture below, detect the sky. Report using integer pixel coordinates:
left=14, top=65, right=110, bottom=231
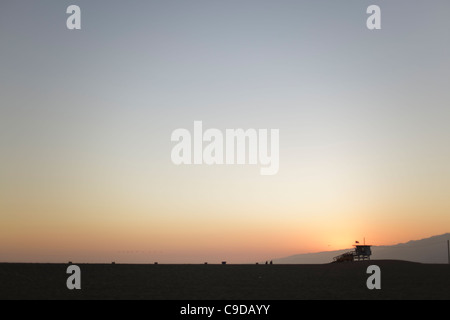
left=1, top=0, right=449, bottom=264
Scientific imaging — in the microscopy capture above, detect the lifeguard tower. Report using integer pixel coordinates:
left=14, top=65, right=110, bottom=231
left=333, top=240, right=372, bottom=263
left=353, top=244, right=372, bottom=261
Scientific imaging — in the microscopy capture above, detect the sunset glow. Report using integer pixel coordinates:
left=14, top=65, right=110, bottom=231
left=1, top=1, right=449, bottom=264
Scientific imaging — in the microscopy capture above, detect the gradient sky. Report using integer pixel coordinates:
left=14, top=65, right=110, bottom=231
left=1, top=0, right=449, bottom=263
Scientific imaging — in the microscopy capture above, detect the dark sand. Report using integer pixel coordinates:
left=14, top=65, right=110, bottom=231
left=0, top=260, right=449, bottom=300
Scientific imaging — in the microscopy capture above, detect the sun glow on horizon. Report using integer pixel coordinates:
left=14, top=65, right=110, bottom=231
left=1, top=1, right=450, bottom=264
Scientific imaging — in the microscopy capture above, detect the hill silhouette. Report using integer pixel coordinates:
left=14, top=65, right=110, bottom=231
left=273, top=233, right=450, bottom=264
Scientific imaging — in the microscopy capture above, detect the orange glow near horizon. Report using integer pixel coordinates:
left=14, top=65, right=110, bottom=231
left=1, top=182, right=449, bottom=264
left=1, top=0, right=450, bottom=266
